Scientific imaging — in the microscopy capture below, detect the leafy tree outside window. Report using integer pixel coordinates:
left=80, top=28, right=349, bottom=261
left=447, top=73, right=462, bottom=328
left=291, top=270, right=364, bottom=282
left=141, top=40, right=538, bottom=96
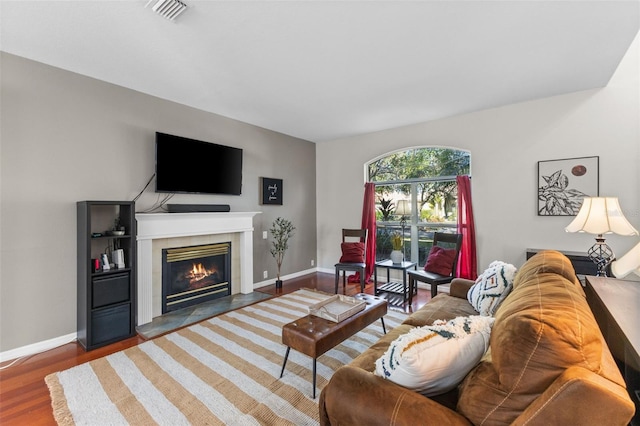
left=368, top=148, right=470, bottom=265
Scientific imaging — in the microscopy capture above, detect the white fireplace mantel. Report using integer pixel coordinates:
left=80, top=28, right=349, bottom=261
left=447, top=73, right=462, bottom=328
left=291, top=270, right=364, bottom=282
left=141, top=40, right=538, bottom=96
left=135, top=211, right=260, bottom=325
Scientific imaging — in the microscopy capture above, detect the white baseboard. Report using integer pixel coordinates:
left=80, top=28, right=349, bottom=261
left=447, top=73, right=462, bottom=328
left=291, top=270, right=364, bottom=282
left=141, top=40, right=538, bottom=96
left=0, top=332, right=77, bottom=363
left=253, top=267, right=318, bottom=288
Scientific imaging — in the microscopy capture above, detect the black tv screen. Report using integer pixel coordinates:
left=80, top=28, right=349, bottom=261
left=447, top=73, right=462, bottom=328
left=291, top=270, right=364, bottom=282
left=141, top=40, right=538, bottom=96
left=155, top=132, right=243, bottom=195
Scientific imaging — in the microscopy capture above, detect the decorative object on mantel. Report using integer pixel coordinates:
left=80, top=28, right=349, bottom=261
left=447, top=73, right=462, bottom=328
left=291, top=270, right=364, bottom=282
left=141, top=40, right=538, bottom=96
left=538, top=156, right=599, bottom=216
left=390, top=232, right=404, bottom=264
left=565, top=197, right=638, bottom=277
left=269, top=217, right=295, bottom=288
left=261, top=177, right=283, bottom=205
left=611, top=241, right=640, bottom=279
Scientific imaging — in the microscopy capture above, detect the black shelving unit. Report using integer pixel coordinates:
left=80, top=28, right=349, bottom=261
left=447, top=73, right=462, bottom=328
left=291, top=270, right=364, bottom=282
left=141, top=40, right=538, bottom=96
left=77, top=201, right=136, bottom=350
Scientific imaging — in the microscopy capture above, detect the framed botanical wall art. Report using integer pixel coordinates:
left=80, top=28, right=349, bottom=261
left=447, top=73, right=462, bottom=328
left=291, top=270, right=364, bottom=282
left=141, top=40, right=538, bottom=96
left=538, top=156, right=599, bottom=216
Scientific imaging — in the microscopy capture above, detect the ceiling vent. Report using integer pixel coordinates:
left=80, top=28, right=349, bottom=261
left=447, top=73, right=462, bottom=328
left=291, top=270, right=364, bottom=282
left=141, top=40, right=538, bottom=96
left=146, top=0, right=188, bottom=21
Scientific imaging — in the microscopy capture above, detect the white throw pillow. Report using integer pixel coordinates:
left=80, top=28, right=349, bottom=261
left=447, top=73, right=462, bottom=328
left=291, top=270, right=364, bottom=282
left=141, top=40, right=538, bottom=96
left=374, top=316, right=494, bottom=396
left=467, top=261, right=517, bottom=316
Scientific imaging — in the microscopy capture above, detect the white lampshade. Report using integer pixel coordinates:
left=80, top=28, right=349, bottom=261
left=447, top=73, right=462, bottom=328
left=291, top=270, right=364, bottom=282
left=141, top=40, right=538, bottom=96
left=611, top=241, right=640, bottom=278
left=565, top=197, right=639, bottom=236
left=395, top=200, right=411, bottom=216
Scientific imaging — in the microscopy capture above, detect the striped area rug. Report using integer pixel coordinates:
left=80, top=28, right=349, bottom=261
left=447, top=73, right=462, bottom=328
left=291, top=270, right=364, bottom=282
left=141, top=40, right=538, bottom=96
left=46, top=289, right=406, bottom=425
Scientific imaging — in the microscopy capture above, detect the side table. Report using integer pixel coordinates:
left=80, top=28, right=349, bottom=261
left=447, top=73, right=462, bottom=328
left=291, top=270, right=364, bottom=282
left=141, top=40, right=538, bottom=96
left=374, top=259, right=417, bottom=305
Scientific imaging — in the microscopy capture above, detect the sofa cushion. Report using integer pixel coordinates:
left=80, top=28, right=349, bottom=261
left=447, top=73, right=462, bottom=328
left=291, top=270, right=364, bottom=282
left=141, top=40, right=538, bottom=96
left=424, top=246, right=457, bottom=275
left=457, top=250, right=616, bottom=424
left=467, top=260, right=517, bottom=316
left=374, top=316, right=494, bottom=396
left=404, top=292, right=479, bottom=328
left=349, top=324, right=415, bottom=372
left=350, top=290, right=478, bottom=371
left=339, top=242, right=365, bottom=263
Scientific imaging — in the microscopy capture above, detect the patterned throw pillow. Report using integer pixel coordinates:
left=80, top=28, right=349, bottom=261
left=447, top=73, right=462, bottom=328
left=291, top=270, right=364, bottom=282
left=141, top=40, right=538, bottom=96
left=424, top=246, right=457, bottom=275
left=467, top=261, right=517, bottom=316
left=374, top=316, right=494, bottom=396
left=339, top=242, right=365, bottom=263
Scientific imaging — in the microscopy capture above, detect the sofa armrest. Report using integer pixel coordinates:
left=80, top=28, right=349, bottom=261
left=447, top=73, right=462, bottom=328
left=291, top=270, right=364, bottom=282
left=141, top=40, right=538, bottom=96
left=449, top=278, right=475, bottom=299
left=319, top=366, right=472, bottom=426
left=511, top=366, right=635, bottom=426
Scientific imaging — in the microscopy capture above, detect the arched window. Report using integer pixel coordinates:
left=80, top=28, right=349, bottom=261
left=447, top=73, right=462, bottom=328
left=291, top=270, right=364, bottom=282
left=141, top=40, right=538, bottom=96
left=367, top=147, right=470, bottom=265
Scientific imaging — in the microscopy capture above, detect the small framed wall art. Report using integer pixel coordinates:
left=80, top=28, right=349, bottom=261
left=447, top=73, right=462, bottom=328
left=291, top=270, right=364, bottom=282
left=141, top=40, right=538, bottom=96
left=537, top=156, right=599, bottom=216
left=261, top=177, right=283, bottom=205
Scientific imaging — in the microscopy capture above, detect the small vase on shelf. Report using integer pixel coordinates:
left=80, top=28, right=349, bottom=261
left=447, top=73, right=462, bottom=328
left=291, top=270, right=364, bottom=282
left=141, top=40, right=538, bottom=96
left=390, top=250, right=403, bottom=264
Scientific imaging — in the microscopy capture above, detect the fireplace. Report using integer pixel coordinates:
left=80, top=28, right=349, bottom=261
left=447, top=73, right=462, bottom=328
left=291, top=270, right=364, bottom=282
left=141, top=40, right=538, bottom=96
left=162, top=242, right=231, bottom=313
left=136, top=211, right=259, bottom=325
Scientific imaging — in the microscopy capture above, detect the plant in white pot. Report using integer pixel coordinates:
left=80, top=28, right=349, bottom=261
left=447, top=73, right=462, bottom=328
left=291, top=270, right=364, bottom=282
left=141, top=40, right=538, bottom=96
left=269, top=217, right=295, bottom=289
left=390, top=232, right=404, bottom=264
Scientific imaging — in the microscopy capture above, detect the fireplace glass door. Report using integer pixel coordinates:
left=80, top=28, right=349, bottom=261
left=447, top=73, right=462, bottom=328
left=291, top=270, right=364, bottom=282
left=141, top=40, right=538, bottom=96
left=162, top=242, right=231, bottom=313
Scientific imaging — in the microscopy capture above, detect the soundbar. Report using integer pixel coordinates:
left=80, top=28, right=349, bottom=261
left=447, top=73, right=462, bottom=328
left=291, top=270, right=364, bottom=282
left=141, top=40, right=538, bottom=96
left=167, top=204, right=231, bottom=213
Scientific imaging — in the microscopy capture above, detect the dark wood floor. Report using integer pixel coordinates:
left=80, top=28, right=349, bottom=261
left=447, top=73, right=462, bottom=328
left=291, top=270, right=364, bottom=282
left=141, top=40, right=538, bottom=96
left=0, top=272, right=430, bottom=425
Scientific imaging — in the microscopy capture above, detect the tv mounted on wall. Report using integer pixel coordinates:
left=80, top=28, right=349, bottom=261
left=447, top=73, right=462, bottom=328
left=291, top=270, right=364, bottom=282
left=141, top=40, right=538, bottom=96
left=155, top=132, right=243, bottom=195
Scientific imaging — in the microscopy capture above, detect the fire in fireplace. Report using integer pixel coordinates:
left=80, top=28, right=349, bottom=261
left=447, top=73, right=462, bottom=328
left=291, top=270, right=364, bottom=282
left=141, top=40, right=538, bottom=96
left=162, top=242, right=231, bottom=313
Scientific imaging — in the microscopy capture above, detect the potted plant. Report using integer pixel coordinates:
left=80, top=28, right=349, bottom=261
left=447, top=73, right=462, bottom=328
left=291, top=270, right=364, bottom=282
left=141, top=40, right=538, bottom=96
left=269, top=217, right=295, bottom=288
left=111, top=217, right=125, bottom=236
left=390, top=232, right=404, bottom=264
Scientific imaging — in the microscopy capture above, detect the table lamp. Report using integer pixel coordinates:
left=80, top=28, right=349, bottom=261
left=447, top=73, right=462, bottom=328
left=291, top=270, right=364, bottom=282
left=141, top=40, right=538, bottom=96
left=565, top=197, right=639, bottom=276
left=611, top=241, right=640, bottom=278
left=395, top=199, right=411, bottom=261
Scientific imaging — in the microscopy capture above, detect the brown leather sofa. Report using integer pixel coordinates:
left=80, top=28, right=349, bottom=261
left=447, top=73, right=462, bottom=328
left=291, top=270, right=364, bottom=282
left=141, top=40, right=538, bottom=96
left=319, top=250, right=635, bottom=425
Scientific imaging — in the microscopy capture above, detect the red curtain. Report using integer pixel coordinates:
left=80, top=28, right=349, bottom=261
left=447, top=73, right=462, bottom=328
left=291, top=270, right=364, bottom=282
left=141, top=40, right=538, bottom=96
left=456, top=175, right=478, bottom=280
left=348, top=182, right=377, bottom=283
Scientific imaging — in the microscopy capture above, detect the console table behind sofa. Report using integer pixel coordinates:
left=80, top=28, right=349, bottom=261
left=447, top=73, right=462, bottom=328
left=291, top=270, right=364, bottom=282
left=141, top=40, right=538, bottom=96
left=584, top=275, right=640, bottom=425
left=526, top=248, right=598, bottom=276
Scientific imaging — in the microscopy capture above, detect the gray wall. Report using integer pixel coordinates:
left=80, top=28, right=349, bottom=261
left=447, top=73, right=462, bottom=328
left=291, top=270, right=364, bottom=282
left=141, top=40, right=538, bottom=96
left=317, top=34, right=640, bottom=276
left=0, top=52, right=316, bottom=352
left=2, top=33, right=638, bottom=355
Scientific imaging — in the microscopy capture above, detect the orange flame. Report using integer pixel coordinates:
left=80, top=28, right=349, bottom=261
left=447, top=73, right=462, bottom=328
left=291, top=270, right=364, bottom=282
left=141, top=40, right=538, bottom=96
left=189, top=263, right=210, bottom=281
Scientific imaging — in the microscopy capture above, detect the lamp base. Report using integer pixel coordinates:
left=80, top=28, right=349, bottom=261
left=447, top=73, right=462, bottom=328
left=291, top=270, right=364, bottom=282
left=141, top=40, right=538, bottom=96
left=587, top=235, right=614, bottom=277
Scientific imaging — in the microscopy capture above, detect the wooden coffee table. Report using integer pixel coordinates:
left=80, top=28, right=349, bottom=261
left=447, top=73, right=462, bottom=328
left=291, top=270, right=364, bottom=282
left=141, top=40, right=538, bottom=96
left=279, top=293, right=388, bottom=398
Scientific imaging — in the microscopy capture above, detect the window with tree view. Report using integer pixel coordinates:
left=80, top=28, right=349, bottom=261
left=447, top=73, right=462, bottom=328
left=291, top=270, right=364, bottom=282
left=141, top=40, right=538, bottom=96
left=368, top=147, right=470, bottom=266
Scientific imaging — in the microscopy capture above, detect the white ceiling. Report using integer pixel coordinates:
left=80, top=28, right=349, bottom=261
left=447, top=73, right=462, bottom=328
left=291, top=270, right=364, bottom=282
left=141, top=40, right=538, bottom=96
left=1, top=1, right=639, bottom=142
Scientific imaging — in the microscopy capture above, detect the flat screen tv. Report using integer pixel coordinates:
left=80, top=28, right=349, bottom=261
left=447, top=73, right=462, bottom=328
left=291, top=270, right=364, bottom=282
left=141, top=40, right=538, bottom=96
left=155, top=132, right=243, bottom=195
